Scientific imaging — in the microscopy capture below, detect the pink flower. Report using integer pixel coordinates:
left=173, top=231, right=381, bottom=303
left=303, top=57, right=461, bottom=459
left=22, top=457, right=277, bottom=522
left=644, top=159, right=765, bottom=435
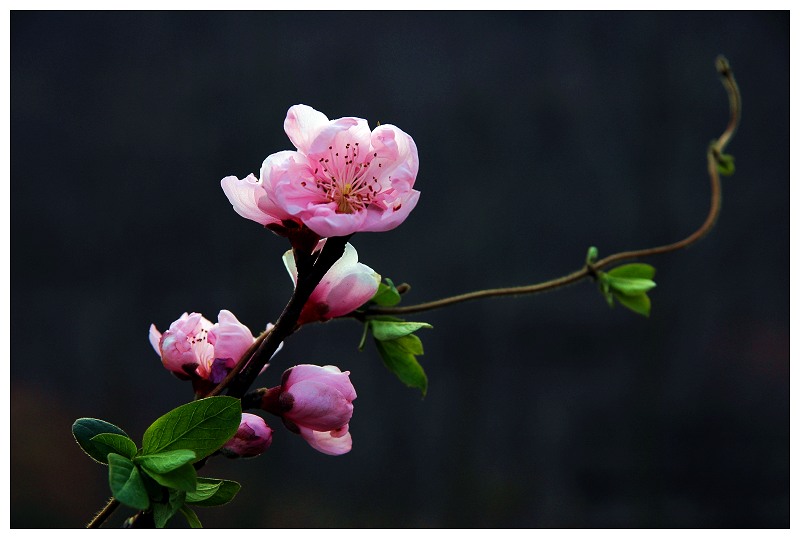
left=261, top=364, right=356, bottom=456
left=220, top=413, right=273, bottom=459
left=283, top=240, right=380, bottom=324
left=221, top=104, right=420, bottom=238
left=149, top=310, right=277, bottom=385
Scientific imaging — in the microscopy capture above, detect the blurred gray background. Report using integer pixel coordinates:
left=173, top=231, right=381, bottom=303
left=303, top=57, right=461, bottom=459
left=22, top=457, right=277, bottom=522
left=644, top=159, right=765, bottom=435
left=11, top=11, right=788, bottom=528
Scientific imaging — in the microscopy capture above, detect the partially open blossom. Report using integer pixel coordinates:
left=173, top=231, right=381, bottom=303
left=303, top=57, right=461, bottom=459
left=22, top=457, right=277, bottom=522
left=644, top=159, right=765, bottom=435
left=220, top=413, right=273, bottom=459
left=149, top=311, right=277, bottom=385
left=261, top=364, right=356, bottom=455
left=221, top=104, right=420, bottom=238
left=283, top=241, right=380, bottom=324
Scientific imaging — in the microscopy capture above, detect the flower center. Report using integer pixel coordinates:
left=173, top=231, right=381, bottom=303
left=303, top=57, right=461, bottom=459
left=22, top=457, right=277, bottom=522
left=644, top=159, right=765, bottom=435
left=311, top=142, right=383, bottom=214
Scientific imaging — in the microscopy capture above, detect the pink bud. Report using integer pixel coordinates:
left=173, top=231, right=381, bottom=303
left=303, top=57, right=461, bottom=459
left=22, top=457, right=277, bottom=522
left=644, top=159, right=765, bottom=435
left=283, top=241, right=380, bottom=324
left=278, top=365, right=357, bottom=432
left=220, top=413, right=273, bottom=459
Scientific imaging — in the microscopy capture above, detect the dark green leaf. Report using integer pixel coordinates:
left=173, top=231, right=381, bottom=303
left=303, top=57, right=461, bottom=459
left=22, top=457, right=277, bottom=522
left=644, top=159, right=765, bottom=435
left=135, top=449, right=196, bottom=474
left=187, top=478, right=241, bottom=507
left=613, top=291, right=652, bottom=317
left=89, top=433, right=137, bottom=462
left=607, top=263, right=656, bottom=280
left=370, top=320, right=432, bottom=341
left=141, top=462, right=198, bottom=492
left=72, top=418, right=130, bottom=464
left=141, top=396, right=241, bottom=460
left=179, top=505, right=203, bottom=528
left=375, top=338, right=428, bottom=396
left=370, top=278, right=402, bottom=306
left=107, top=453, right=150, bottom=511
left=153, top=489, right=186, bottom=528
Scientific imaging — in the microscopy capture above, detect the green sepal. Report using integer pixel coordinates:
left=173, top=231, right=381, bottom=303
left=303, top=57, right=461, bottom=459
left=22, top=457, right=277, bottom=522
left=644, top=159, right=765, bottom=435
left=90, top=433, right=138, bottom=462
left=370, top=278, right=402, bottom=306
left=135, top=449, right=197, bottom=474
left=179, top=505, right=204, bottom=528
left=72, top=418, right=130, bottom=465
left=141, top=396, right=241, bottom=460
left=153, top=489, right=186, bottom=528
left=107, top=453, right=150, bottom=511
left=140, top=462, right=198, bottom=492
left=370, top=320, right=433, bottom=341
left=374, top=336, right=428, bottom=397
left=186, top=478, right=241, bottom=507
left=717, top=153, right=735, bottom=176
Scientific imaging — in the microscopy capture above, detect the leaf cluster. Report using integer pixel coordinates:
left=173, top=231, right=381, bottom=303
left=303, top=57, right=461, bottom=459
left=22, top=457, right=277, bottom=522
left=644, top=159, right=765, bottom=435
left=72, top=396, right=243, bottom=528
left=359, top=278, right=432, bottom=396
left=596, top=263, right=657, bottom=317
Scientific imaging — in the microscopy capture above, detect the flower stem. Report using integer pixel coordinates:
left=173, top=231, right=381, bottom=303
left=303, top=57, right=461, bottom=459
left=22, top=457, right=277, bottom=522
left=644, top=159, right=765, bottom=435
left=223, top=235, right=352, bottom=398
left=86, top=497, right=119, bottom=529
left=367, top=57, right=740, bottom=316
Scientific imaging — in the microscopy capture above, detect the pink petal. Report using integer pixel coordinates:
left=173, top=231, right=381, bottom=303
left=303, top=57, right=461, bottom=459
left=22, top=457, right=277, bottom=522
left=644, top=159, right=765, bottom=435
left=210, top=310, right=255, bottom=366
left=284, top=105, right=330, bottom=155
left=298, top=425, right=353, bottom=456
left=284, top=378, right=354, bottom=431
left=148, top=324, right=162, bottom=357
left=221, top=174, right=279, bottom=226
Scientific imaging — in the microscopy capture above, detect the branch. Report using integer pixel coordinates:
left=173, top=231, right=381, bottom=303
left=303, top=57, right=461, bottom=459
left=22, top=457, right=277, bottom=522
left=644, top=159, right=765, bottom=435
left=367, top=56, right=740, bottom=316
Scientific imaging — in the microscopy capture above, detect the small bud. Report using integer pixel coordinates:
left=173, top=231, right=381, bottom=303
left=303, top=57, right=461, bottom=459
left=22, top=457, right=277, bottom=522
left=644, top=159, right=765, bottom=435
left=220, top=413, right=273, bottom=459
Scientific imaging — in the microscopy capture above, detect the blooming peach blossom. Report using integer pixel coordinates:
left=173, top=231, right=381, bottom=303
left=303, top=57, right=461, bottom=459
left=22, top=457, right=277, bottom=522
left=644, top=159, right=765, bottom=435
left=221, top=104, right=419, bottom=238
left=221, top=413, right=273, bottom=459
left=149, top=311, right=277, bottom=384
left=283, top=241, right=380, bottom=324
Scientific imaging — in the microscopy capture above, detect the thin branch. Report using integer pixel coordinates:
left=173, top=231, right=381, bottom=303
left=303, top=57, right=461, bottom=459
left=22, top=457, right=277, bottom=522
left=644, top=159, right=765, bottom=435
left=86, top=497, right=119, bottom=529
left=367, top=56, right=740, bottom=317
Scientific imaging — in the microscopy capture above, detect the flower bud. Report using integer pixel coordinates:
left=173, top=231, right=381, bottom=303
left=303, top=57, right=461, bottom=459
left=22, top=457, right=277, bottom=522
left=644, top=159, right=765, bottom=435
left=283, top=241, right=380, bottom=324
left=260, top=364, right=357, bottom=456
left=279, top=364, right=356, bottom=432
left=220, top=413, right=273, bottom=459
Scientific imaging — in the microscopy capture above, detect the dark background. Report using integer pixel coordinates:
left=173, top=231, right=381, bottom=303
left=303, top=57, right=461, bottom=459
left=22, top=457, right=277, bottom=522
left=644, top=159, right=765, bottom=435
left=11, top=11, right=789, bottom=528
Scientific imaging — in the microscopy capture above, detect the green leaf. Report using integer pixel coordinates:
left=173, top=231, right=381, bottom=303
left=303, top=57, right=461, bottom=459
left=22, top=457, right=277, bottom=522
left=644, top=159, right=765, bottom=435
left=613, top=291, right=651, bottom=317
left=179, top=505, right=203, bottom=528
left=135, top=449, right=197, bottom=474
left=717, top=153, right=735, bottom=176
left=186, top=478, right=241, bottom=507
left=370, top=320, right=432, bottom=341
left=370, top=278, right=402, bottom=306
left=153, top=489, right=186, bottom=528
left=72, top=418, right=130, bottom=464
left=89, top=433, right=137, bottom=462
left=141, top=396, right=241, bottom=460
left=605, top=275, right=656, bottom=296
left=141, top=462, right=198, bottom=492
left=107, top=453, right=150, bottom=511
left=607, top=263, right=656, bottom=280
left=375, top=338, right=428, bottom=396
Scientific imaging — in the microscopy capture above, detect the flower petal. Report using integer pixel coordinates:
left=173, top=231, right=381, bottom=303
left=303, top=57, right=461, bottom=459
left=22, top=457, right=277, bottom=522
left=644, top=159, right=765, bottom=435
left=221, top=174, right=280, bottom=226
left=284, top=105, right=330, bottom=154
left=298, top=425, right=353, bottom=456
